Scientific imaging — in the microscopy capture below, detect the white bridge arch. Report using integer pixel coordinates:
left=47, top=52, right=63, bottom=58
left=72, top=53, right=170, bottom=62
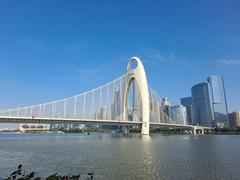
left=0, top=57, right=209, bottom=135
left=123, top=57, right=150, bottom=135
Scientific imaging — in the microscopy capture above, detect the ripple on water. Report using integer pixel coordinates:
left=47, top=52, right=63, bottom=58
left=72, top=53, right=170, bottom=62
left=1, top=134, right=240, bottom=179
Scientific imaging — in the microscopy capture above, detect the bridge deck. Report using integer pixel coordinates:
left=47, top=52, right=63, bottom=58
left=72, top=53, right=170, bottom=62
left=0, top=116, right=211, bottom=130
left=0, top=116, right=142, bottom=125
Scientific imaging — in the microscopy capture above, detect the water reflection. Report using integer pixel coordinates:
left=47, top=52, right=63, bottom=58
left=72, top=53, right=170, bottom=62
left=0, top=134, right=240, bottom=179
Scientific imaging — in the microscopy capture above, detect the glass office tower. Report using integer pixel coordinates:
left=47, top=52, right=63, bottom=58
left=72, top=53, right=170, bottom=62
left=180, top=97, right=193, bottom=125
left=171, top=104, right=187, bottom=125
left=191, top=82, right=214, bottom=127
left=207, top=75, right=229, bottom=127
left=228, top=111, right=240, bottom=128
left=191, top=75, right=229, bottom=127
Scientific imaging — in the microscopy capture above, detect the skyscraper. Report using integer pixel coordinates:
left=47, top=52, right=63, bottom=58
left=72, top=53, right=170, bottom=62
left=171, top=104, right=187, bottom=125
left=180, top=97, right=193, bottom=125
left=207, top=75, right=229, bottom=127
left=191, top=75, right=229, bottom=127
left=191, top=82, right=214, bottom=127
left=228, top=111, right=240, bottom=128
left=111, top=86, right=121, bottom=120
left=161, top=97, right=171, bottom=116
left=161, top=97, right=171, bottom=107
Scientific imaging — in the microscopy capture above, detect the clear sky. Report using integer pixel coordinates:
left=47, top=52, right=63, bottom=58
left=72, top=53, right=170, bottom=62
left=0, top=0, right=240, bottom=128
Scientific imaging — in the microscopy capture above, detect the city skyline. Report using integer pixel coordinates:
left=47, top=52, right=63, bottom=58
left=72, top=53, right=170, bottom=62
left=0, top=0, right=239, bottom=114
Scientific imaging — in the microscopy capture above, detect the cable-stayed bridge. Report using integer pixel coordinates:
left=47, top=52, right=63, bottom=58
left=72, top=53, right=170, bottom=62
left=0, top=57, right=209, bottom=135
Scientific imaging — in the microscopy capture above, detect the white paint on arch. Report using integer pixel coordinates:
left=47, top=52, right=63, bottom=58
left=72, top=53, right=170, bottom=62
left=124, top=57, right=150, bottom=135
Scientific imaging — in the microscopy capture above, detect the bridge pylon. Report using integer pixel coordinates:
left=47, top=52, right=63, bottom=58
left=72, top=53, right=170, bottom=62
left=124, top=57, right=150, bottom=135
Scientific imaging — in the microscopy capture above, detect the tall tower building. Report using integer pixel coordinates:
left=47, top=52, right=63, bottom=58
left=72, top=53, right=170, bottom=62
left=111, top=86, right=121, bottom=120
left=191, top=75, right=229, bottom=127
left=161, top=97, right=171, bottom=116
left=180, top=97, right=193, bottom=125
left=207, top=75, right=229, bottom=127
left=161, top=97, right=170, bottom=107
left=191, top=82, right=214, bottom=127
left=228, top=111, right=240, bottom=128
left=171, top=104, right=187, bottom=125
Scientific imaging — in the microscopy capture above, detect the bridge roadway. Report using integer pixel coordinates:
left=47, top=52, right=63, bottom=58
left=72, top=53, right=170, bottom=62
left=0, top=116, right=211, bottom=133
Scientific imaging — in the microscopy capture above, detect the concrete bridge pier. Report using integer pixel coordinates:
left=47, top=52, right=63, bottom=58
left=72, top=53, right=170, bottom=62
left=122, top=125, right=130, bottom=135
left=193, top=127, right=205, bottom=135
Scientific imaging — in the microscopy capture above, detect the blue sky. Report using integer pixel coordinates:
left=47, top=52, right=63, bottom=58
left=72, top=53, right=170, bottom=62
left=0, top=0, right=240, bottom=124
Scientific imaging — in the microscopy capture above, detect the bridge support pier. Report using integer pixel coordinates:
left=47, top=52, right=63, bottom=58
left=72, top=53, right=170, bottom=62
left=193, top=128, right=197, bottom=135
left=193, top=127, right=205, bottom=135
left=141, top=122, right=149, bottom=135
left=122, top=125, right=130, bottom=135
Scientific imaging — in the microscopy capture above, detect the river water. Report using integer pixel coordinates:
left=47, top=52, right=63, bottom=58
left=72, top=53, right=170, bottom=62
left=0, top=133, right=240, bottom=180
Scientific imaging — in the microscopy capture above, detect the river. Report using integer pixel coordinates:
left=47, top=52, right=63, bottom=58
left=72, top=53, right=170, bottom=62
left=0, top=133, right=240, bottom=179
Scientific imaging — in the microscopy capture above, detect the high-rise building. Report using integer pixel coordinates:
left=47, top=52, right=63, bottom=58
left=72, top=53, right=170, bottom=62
left=111, top=86, right=121, bottom=120
left=207, top=75, right=229, bottom=127
left=171, top=104, right=187, bottom=125
left=191, top=75, right=229, bottom=127
left=99, top=106, right=107, bottom=120
left=180, top=97, right=193, bottom=125
left=161, top=97, right=171, bottom=107
left=228, top=111, right=240, bottom=128
left=191, top=82, right=214, bottom=127
left=161, top=97, right=171, bottom=116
